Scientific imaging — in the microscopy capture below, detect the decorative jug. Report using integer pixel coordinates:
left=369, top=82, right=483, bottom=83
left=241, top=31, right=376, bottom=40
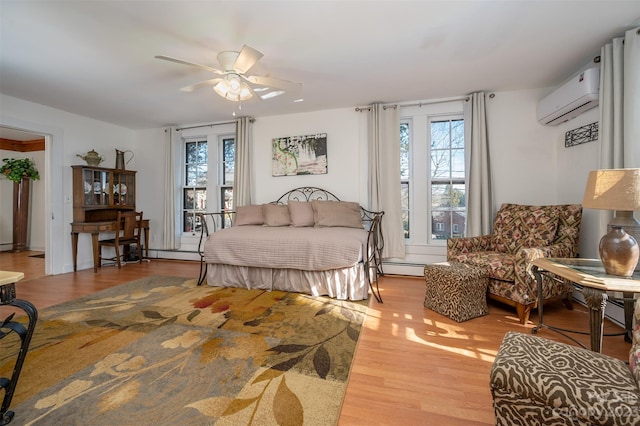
left=115, top=149, right=134, bottom=170
left=77, top=149, right=104, bottom=166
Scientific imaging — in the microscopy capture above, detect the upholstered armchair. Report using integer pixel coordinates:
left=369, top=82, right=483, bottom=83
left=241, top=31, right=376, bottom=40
left=447, top=203, right=582, bottom=324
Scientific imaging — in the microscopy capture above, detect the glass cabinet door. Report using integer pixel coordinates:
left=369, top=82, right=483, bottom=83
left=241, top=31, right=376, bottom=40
left=113, top=171, right=135, bottom=206
left=82, top=169, right=111, bottom=206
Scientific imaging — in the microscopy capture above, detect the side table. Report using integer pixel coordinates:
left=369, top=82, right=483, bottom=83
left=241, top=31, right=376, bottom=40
left=531, top=258, right=640, bottom=353
left=0, top=271, right=38, bottom=425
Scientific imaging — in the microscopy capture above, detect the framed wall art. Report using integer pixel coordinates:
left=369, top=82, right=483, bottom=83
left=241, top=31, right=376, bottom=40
left=272, top=133, right=327, bottom=176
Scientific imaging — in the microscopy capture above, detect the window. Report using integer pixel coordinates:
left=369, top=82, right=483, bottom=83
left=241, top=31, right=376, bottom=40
left=183, top=139, right=207, bottom=234
left=182, top=134, right=235, bottom=235
left=399, top=102, right=465, bottom=247
left=400, top=121, right=410, bottom=239
left=220, top=137, right=235, bottom=211
left=430, top=118, right=465, bottom=240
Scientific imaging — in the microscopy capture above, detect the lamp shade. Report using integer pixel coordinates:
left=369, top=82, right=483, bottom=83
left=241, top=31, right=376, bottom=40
left=582, top=168, right=640, bottom=211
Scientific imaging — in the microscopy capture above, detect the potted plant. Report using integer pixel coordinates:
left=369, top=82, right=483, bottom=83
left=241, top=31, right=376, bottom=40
left=0, top=157, right=40, bottom=252
left=0, top=157, right=40, bottom=182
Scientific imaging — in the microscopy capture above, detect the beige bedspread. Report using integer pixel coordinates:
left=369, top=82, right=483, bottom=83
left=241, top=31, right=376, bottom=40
left=203, top=225, right=367, bottom=271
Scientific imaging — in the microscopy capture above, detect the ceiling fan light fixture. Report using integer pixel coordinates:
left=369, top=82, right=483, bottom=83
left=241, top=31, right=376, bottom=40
left=213, top=74, right=253, bottom=101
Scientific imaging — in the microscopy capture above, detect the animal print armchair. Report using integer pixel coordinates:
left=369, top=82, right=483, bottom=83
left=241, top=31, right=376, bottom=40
left=447, top=203, right=582, bottom=324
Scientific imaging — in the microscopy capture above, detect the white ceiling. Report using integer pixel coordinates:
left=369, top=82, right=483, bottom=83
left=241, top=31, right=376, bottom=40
left=1, top=1, right=639, bottom=130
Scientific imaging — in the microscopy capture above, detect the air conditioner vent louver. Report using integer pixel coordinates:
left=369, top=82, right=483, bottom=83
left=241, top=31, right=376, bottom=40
left=537, top=67, right=600, bottom=126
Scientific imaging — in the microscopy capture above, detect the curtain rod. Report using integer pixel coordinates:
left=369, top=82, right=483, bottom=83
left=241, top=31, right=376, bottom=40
left=175, top=117, right=255, bottom=132
left=355, top=96, right=470, bottom=112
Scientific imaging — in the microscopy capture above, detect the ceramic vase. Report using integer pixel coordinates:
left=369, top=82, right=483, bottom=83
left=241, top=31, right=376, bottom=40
left=599, top=226, right=639, bottom=277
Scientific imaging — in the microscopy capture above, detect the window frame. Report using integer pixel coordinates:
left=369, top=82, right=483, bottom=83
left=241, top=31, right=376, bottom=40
left=178, top=124, right=235, bottom=248
left=399, top=102, right=466, bottom=249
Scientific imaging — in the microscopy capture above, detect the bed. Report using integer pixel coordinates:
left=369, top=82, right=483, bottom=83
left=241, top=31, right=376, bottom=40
left=196, top=187, right=384, bottom=302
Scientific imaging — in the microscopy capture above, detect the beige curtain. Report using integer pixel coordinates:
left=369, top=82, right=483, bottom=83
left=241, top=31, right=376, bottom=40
left=463, top=92, right=493, bottom=236
left=162, top=127, right=179, bottom=249
left=599, top=26, right=640, bottom=169
left=234, top=117, right=253, bottom=207
left=368, top=104, right=405, bottom=258
left=597, top=27, right=640, bottom=233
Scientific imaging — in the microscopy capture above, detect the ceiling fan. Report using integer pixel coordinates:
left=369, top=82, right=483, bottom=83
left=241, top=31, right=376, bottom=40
left=155, top=45, right=301, bottom=102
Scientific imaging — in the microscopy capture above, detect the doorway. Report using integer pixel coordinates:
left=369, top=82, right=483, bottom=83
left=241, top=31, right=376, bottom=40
left=0, top=127, right=46, bottom=277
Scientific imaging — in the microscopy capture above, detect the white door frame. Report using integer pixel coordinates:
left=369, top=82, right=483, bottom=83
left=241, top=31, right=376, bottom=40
left=0, top=116, right=64, bottom=275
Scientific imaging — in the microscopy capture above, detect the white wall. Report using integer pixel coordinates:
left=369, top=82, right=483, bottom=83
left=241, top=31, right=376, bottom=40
left=251, top=108, right=365, bottom=204
left=0, top=94, right=136, bottom=273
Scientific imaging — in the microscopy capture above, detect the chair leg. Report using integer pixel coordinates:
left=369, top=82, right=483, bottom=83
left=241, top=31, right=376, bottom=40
left=516, top=303, right=533, bottom=325
left=115, top=245, right=122, bottom=269
left=562, top=295, right=574, bottom=310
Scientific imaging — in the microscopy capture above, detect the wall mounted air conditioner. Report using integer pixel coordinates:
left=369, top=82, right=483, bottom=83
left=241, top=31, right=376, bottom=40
left=537, top=66, right=600, bottom=126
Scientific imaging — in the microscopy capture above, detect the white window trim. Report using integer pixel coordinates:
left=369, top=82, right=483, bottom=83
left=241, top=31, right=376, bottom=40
left=178, top=124, right=234, bottom=250
left=399, top=101, right=465, bottom=254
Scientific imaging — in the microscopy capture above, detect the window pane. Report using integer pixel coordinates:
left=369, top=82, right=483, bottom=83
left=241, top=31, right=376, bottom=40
left=197, top=142, right=208, bottom=163
left=223, top=138, right=235, bottom=186
left=185, top=165, right=197, bottom=186
left=452, top=183, right=466, bottom=208
left=431, top=211, right=446, bottom=240
left=186, top=142, right=197, bottom=163
left=451, top=148, right=465, bottom=180
left=222, top=187, right=233, bottom=211
left=451, top=120, right=464, bottom=148
left=194, top=189, right=206, bottom=211
left=430, top=121, right=450, bottom=149
left=401, top=181, right=409, bottom=239
left=431, top=150, right=451, bottom=179
left=184, top=189, right=195, bottom=210
left=196, top=164, right=208, bottom=186
left=184, top=212, right=195, bottom=233
left=400, top=122, right=410, bottom=180
left=431, top=184, right=450, bottom=208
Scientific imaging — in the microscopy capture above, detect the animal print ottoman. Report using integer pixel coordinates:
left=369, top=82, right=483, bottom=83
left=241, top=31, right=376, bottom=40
left=423, top=262, right=488, bottom=322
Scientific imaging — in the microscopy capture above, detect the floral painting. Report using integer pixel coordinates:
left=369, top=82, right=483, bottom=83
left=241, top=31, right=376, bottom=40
left=272, top=133, right=327, bottom=176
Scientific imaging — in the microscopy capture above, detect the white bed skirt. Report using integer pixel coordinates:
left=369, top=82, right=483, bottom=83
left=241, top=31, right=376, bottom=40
left=205, top=263, right=369, bottom=301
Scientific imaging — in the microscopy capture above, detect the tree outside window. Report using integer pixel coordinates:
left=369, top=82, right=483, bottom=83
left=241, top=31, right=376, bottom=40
left=430, top=119, right=465, bottom=240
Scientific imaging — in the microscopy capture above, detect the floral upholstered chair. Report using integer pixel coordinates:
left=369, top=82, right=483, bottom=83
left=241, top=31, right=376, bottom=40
left=447, top=203, right=582, bottom=324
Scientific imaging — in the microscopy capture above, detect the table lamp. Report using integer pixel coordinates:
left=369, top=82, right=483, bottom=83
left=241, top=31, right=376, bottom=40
left=582, top=168, right=640, bottom=277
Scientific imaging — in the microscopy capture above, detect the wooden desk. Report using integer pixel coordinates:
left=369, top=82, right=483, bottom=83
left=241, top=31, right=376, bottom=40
left=531, top=258, right=640, bottom=353
left=71, top=219, right=149, bottom=272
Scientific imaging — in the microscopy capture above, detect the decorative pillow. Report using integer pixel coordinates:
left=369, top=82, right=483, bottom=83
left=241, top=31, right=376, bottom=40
left=235, top=204, right=264, bottom=226
left=288, top=200, right=315, bottom=227
left=311, top=200, right=363, bottom=228
left=493, top=206, right=559, bottom=254
left=263, top=204, right=291, bottom=227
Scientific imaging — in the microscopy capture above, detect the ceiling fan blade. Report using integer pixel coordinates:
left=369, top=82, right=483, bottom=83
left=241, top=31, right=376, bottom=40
left=180, top=78, right=222, bottom=92
left=244, top=74, right=301, bottom=92
left=232, top=45, right=264, bottom=74
left=155, top=55, right=223, bottom=75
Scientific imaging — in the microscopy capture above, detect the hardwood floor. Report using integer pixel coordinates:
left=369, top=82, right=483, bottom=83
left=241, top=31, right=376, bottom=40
left=0, top=251, right=632, bottom=425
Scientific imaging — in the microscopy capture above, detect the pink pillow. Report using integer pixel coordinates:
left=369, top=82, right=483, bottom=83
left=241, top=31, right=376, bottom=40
left=235, top=204, right=264, bottom=226
left=263, top=204, right=291, bottom=227
left=288, top=201, right=315, bottom=227
left=311, top=200, right=363, bottom=228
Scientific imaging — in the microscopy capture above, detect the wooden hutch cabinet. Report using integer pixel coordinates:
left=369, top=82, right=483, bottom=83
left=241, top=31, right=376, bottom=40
left=72, top=165, right=136, bottom=222
left=71, top=165, right=148, bottom=272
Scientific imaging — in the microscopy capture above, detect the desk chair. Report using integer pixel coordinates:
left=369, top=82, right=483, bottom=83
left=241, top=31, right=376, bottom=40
left=99, top=211, right=143, bottom=268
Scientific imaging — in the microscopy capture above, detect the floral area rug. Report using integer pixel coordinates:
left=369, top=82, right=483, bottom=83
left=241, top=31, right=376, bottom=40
left=0, top=276, right=368, bottom=425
